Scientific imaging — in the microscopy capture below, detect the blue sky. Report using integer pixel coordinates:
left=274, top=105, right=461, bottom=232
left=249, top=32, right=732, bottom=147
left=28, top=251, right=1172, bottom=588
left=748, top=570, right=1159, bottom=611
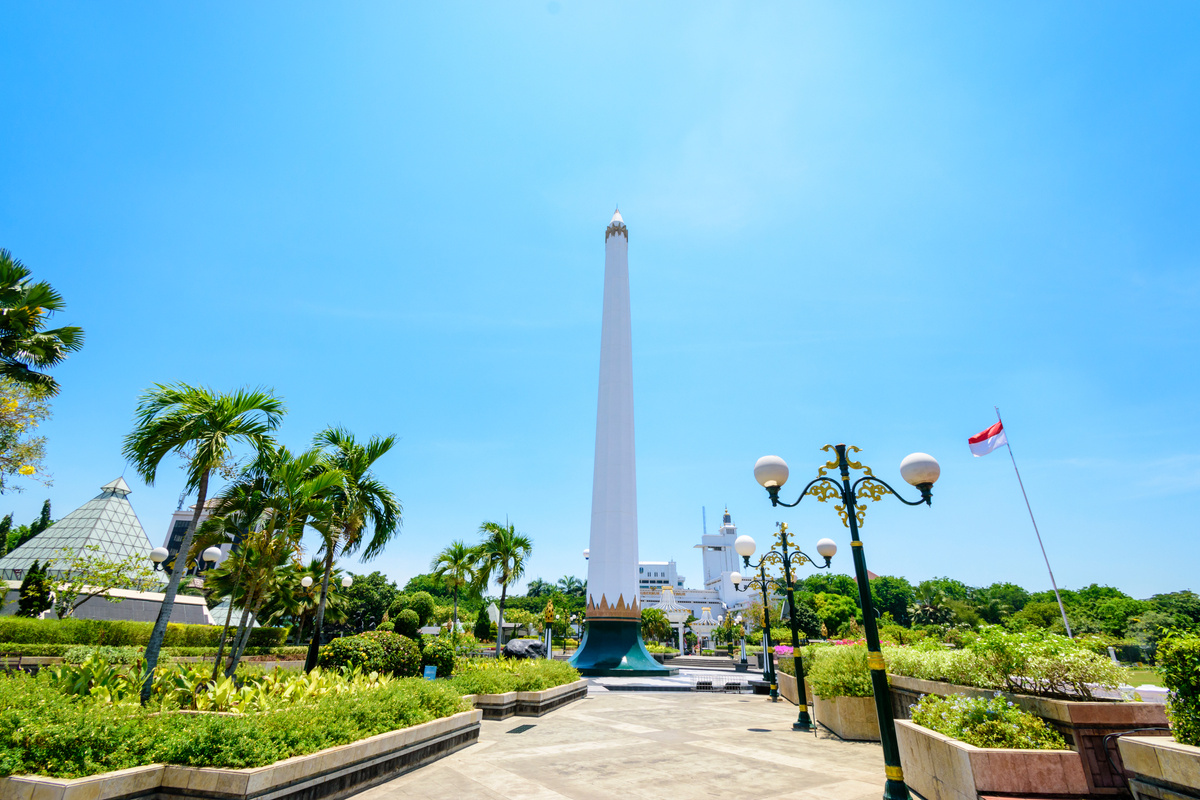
left=2, top=3, right=1197, bottom=600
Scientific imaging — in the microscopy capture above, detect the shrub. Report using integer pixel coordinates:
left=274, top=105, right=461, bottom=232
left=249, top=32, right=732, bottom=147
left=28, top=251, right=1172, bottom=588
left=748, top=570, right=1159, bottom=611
left=448, top=657, right=579, bottom=695
left=1158, top=631, right=1200, bottom=746
left=318, top=635, right=386, bottom=673
left=375, top=620, right=395, bottom=633
left=0, top=669, right=470, bottom=778
left=63, top=646, right=164, bottom=665
left=407, top=592, right=436, bottom=626
left=360, top=631, right=421, bottom=677
left=422, top=637, right=455, bottom=677
left=0, top=617, right=287, bottom=648
left=911, top=694, right=1068, bottom=750
left=808, top=643, right=874, bottom=698
left=393, top=609, right=420, bottom=638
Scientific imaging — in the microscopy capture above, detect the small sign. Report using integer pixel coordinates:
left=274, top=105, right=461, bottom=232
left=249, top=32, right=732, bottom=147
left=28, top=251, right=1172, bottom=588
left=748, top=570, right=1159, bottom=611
left=423, top=665, right=438, bottom=680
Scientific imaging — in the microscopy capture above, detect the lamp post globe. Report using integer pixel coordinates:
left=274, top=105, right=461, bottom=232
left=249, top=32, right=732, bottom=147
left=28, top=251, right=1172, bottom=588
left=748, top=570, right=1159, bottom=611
left=899, top=452, right=940, bottom=486
left=341, top=575, right=353, bottom=589
left=201, top=546, right=222, bottom=564
left=301, top=575, right=314, bottom=588
left=816, top=538, right=838, bottom=560
left=754, top=455, right=789, bottom=489
left=149, top=547, right=168, bottom=564
left=733, top=535, right=756, bottom=560
left=730, top=571, right=742, bottom=586
left=583, top=548, right=589, bottom=560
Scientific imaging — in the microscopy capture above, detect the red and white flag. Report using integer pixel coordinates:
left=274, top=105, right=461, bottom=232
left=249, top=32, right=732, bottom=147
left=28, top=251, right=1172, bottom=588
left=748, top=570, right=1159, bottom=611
left=968, top=421, right=1008, bottom=457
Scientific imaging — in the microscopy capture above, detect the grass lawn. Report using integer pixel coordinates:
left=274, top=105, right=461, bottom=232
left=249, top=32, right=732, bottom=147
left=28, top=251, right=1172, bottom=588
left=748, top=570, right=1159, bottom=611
left=1123, top=667, right=1163, bottom=686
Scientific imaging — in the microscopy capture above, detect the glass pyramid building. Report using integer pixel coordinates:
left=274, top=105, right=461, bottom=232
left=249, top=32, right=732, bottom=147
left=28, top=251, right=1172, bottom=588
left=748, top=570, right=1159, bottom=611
left=0, top=477, right=156, bottom=580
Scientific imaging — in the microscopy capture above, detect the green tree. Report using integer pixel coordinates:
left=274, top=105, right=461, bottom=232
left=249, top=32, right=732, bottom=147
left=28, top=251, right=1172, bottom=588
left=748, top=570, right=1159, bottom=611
left=0, top=513, right=11, bottom=556
left=917, top=577, right=971, bottom=602
left=525, top=578, right=554, bottom=597
left=328, top=570, right=399, bottom=635
left=814, top=592, right=859, bottom=636
left=1150, top=591, right=1200, bottom=632
left=122, top=382, right=285, bottom=701
left=870, top=576, right=914, bottom=626
left=473, top=605, right=493, bottom=641
left=431, top=540, right=479, bottom=634
left=798, top=573, right=859, bottom=599
left=556, top=575, right=585, bottom=598
left=0, top=380, right=53, bottom=494
left=474, top=520, right=533, bottom=656
left=16, top=559, right=51, bottom=616
left=0, top=249, right=84, bottom=395
left=641, top=607, right=671, bottom=643
left=909, top=587, right=954, bottom=626
left=29, top=499, right=51, bottom=537
left=304, top=427, right=401, bottom=672
left=785, top=591, right=823, bottom=638
left=402, top=572, right=456, bottom=600
left=47, top=544, right=156, bottom=618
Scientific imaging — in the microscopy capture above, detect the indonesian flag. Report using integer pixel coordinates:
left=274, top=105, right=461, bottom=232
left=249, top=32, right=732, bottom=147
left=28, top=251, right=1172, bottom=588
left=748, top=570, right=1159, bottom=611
left=969, top=421, right=1008, bottom=457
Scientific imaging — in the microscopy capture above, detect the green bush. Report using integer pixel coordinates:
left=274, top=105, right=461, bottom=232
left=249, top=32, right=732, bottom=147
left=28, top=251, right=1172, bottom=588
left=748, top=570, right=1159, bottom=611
left=422, top=637, right=456, bottom=677
left=407, top=592, right=435, bottom=626
left=0, top=643, right=304, bottom=659
left=62, top=646, right=165, bottom=665
left=448, top=658, right=579, bottom=695
left=318, top=636, right=387, bottom=673
left=911, top=694, right=1068, bottom=749
left=1158, top=631, right=1200, bottom=746
left=360, top=631, right=421, bottom=677
left=393, top=609, right=420, bottom=638
left=0, top=670, right=470, bottom=778
left=375, top=620, right=395, bottom=633
left=0, top=618, right=287, bottom=649
left=808, top=644, right=874, bottom=698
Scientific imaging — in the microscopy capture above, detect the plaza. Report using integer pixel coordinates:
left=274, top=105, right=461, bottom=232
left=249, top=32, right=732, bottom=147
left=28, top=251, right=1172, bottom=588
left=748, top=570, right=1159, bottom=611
left=360, top=687, right=886, bottom=800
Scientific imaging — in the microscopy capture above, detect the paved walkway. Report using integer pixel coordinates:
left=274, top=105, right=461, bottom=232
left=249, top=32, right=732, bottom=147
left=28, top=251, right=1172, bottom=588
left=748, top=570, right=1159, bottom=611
left=359, top=684, right=886, bottom=800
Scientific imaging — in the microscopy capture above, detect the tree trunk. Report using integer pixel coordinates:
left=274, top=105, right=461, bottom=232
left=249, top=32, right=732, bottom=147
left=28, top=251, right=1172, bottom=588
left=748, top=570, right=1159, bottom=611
left=495, top=584, right=507, bottom=657
left=452, top=585, right=459, bottom=635
left=211, top=553, right=246, bottom=681
left=224, top=585, right=257, bottom=677
left=304, top=545, right=336, bottom=672
left=140, top=469, right=209, bottom=704
left=226, top=597, right=260, bottom=676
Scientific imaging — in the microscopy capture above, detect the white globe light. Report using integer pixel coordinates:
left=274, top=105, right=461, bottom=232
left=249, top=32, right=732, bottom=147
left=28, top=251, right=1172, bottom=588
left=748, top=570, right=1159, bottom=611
left=899, top=452, right=941, bottom=486
left=301, top=575, right=314, bottom=588
left=583, top=548, right=590, bottom=560
left=816, top=538, right=837, bottom=559
left=730, top=571, right=742, bottom=586
left=754, top=455, right=790, bottom=489
left=733, top=535, right=756, bottom=558
left=149, top=547, right=169, bottom=564
left=341, top=575, right=353, bottom=588
left=201, top=546, right=222, bottom=564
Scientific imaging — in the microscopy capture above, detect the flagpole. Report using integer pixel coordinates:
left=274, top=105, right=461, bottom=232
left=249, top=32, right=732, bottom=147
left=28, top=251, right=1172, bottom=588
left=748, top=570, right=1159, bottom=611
left=995, top=407, right=1073, bottom=638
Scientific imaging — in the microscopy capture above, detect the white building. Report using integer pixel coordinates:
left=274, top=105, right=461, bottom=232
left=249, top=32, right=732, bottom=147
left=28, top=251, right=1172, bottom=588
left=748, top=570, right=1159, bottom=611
left=162, top=498, right=233, bottom=573
left=638, top=560, right=684, bottom=591
left=637, top=509, right=753, bottom=620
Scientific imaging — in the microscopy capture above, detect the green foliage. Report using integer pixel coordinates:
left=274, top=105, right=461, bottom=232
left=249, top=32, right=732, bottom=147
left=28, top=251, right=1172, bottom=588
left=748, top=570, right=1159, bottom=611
left=448, top=657, right=579, bottom=695
left=807, top=644, right=874, bottom=698
left=62, top=646, right=165, bottom=664
left=1157, top=631, right=1200, bottom=746
left=911, top=694, right=1068, bottom=750
left=46, top=544, right=157, bottom=619
left=814, top=592, right=859, bottom=635
left=473, top=606, right=493, bottom=640
left=0, top=642, right=302, bottom=658
left=421, top=636, right=456, bottom=677
left=0, top=667, right=469, bottom=778
left=318, top=636, right=386, bottom=672
left=918, top=577, right=971, bottom=602
left=797, top=573, right=859, bottom=599
left=407, top=592, right=435, bottom=626
left=375, top=620, right=395, bottom=632
left=393, top=609, right=420, bottom=638
left=402, top=572, right=457, bottom=600
left=0, top=249, right=85, bottom=397
left=326, top=571, right=398, bottom=637
left=641, top=607, right=671, bottom=643
left=870, top=576, right=914, bottom=626
left=359, top=631, right=421, bottom=677
left=16, top=559, right=52, bottom=617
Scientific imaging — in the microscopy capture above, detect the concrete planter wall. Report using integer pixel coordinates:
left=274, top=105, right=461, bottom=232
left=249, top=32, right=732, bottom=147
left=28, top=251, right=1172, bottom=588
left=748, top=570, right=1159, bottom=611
left=1118, top=735, right=1200, bottom=800
left=0, top=709, right=482, bottom=800
left=896, top=719, right=1089, bottom=800
left=814, top=695, right=880, bottom=742
left=466, top=678, right=588, bottom=720
left=889, top=673, right=1168, bottom=795
left=777, top=671, right=798, bottom=705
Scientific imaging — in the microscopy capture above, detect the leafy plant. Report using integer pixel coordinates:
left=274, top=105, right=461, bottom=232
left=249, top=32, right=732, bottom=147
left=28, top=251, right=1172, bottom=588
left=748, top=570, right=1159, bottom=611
left=393, top=608, right=420, bottom=638
left=448, top=657, right=579, bottom=695
left=360, top=631, right=421, bottom=677
left=911, top=693, right=1068, bottom=750
left=318, top=635, right=386, bottom=673
left=421, top=636, right=455, bottom=677
left=1157, top=631, right=1200, bottom=746
left=807, top=643, right=874, bottom=698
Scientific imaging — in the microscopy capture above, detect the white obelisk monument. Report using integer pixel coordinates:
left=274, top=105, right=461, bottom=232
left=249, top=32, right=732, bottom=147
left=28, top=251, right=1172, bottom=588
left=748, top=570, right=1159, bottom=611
left=570, top=209, right=672, bottom=675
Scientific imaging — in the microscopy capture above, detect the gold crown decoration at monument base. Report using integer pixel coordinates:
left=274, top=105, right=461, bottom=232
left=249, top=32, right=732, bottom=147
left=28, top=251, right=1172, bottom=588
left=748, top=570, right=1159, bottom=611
left=586, top=592, right=641, bottom=620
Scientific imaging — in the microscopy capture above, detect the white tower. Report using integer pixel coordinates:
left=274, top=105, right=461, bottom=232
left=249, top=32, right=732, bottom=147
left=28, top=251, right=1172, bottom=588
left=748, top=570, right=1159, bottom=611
left=571, top=209, right=671, bottom=675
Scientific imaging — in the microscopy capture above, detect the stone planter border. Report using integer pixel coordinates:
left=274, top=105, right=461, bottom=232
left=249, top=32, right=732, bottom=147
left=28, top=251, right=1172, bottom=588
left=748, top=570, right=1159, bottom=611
left=1118, top=735, right=1200, bottom=800
left=896, top=718, right=1089, bottom=800
left=813, top=695, right=880, bottom=742
left=888, top=672, right=1168, bottom=795
left=0, top=708, right=482, bottom=800
left=465, top=678, right=588, bottom=720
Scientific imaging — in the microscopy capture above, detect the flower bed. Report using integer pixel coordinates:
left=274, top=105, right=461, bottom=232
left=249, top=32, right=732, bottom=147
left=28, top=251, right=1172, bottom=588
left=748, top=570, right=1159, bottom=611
left=447, top=657, right=580, bottom=695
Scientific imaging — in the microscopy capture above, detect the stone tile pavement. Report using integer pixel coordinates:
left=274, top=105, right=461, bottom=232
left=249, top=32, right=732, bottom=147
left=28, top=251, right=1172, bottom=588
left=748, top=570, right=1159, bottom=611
left=357, top=684, right=887, bottom=800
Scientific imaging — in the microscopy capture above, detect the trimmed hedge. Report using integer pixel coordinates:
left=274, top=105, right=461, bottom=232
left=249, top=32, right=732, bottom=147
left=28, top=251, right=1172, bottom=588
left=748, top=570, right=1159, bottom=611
left=1158, top=631, right=1200, bottom=746
left=0, top=642, right=306, bottom=659
left=448, top=657, right=579, bottom=695
left=0, top=618, right=288, bottom=648
left=421, top=637, right=455, bottom=678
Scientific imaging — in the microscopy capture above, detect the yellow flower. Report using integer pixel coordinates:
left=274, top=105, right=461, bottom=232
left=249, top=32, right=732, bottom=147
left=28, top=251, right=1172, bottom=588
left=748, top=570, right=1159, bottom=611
left=18, top=465, right=35, bottom=476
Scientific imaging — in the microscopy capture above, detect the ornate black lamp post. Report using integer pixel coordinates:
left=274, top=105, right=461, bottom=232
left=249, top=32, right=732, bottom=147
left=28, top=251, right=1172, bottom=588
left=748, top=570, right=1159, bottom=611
left=730, top=525, right=836, bottom=729
left=753, top=443, right=940, bottom=800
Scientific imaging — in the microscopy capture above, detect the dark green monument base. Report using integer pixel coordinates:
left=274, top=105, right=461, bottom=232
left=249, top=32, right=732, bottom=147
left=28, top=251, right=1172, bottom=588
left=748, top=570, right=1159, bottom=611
left=569, top=619, right=677, bottom=677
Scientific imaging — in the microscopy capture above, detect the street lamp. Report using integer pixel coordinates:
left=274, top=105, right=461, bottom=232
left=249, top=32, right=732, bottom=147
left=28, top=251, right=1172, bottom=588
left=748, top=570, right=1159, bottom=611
left=341, top=575, right=353, bottom=589
left=731, top=528, right=834, bottom=724
left=736, top=614, right=747, bottom=668
left=149, top=545, right=220, bottom=574
left=754, top=444, right=939, bottom=800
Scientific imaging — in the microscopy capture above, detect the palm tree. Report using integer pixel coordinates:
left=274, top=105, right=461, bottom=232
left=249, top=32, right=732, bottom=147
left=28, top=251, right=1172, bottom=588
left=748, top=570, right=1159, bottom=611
left=304, top=427, right=401, bottom=672
left=556, top=575, right=585, bottom=598
left=431, top=540, right=477, bottom=634
left=475, top=520, right=533, bottom=656
left=525, top=578, right=554, bottom=598
left=122, top=383, right=284, bottom=702
left=0, top=249, right=84, bottom=395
